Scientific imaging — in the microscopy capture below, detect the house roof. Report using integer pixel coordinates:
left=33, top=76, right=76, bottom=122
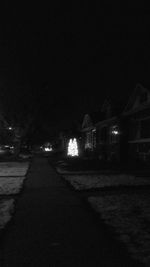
left=82, top=109, right=104, bottom=129
left=101, top=94, right=129, bottom=116
left=81, top=83, right=150, bottom=128
left=123, top=83, right=150, bottom=113
left=82, top=92, right=129, bottom=129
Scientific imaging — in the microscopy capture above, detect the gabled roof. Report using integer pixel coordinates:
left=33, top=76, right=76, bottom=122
left=81, top=84, right=149, bottom=128
left=82, top=109, right=104, bottom=129
left=82, top=92, right=129, bottom=129
left=123, top=83, right=150, bottom=114
left=82, top=114, right=93, bottom=129
left=101, top=94, right=128, bottom=117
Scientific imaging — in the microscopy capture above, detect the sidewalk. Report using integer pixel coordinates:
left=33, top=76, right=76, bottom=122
left=0, top=157, right=143, bottom=266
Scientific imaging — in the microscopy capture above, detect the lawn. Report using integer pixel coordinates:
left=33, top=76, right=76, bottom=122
left=88, top=193, right=150, bottom=265
left=56, top=156, right=150, bottom=266
left=54, top=155, right=150, bottom=175
left=62, top=172, right=150, bottom=265
left=0, top=161, right=29, bottom=231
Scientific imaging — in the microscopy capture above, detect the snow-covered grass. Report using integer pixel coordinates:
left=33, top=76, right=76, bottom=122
left=0, top=199, right=15, bottom=229
left=0, top=177, right=25, bottom=195
left=63, top=174, right=150, bottom=190
left=0, top=162, right=29, bottom=176
left=56, top=166, right=106, bottom=174
left=0, top=162, right=29, bottom=195
left=88, top=193, right=150, bottom=265
left=63, top=172, right=150, bottom=264
left=0, top=161, right=30, bottom=230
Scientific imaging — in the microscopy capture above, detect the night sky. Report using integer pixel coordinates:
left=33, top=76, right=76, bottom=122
left=1, top=3, right=150, bottom=141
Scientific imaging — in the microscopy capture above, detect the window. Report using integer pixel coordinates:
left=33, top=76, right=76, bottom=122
left=110, top=126, right=120, bottom=143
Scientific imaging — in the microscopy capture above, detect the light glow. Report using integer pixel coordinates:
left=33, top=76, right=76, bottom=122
left=8, top=127, right=13, bottom=130
left=112, top=130, right=119, bottom=135
left=111, top=126, right=119, bottom=135
left=67, top=138, right=79, bottom=157
left=44, top=147, right=52, bottom=152
left=42, top=142, right=52, bottom=152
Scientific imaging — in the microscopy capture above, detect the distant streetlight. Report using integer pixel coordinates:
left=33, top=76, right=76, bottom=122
left=8, top=126, right=13, bottom=130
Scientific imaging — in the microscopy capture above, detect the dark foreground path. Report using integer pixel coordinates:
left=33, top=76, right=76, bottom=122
left=1, top=157, right=143, bottom=266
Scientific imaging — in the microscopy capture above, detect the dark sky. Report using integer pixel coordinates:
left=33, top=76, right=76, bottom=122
left=1, top=3, right=150, bottom=139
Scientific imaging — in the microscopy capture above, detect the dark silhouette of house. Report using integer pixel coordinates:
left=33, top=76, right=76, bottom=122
left=123, top=83, right=150, bottom=163
left=81, top=96, right=127, bottom=161
left=81, top=83, right=150, bottom=164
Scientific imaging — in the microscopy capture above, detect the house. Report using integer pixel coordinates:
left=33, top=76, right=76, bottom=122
left=81, top=83, right=150, bottom=164
left=123, top=83, right=150, bottom=162
left=95, top=97, right=128, bottom=162
left=81, top=96, right=128, bottom=162
left=81, top=111, right=102, bottom=156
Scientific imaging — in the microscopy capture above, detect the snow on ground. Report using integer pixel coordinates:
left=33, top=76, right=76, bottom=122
left=63, top=172, right=150, bottom=264
left=63, top=174, right=150, bottom=190
left=0, top=161, right=30, bottom=229
left=0, top=199, right=15, bottom=229
left=0, top=162, right=29, bottom=176
left=0, top=177, right=25, bottom=195
left=88, top=193, right=150, bottom=265
left=56, top=166, right=108, bottom=174
left=0, top=162, right=29, bottom=195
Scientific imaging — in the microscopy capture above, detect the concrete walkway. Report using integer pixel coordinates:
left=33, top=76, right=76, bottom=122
left=1, top=157, right=143, bottom=266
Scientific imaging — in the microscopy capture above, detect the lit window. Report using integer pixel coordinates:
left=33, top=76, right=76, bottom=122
left=110, top=126, right=120, bottom=143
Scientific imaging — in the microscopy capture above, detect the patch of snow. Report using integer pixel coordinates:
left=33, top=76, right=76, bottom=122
left=88, top=193, right=150, bottom=265
left=56, top=166, right=109, bottom=175
left=0, top=199, right=15, bottom=229
left=58, top=163, right=69, bottom=167
left=0, top=162, right=29, bottom=176
left=0, top=177, right=25, bottom=195
left=63, top=174, right=150, bottom=190
left=19, top=154, right=31, bottom=159
left=0, top=162, right=29, bottom=167
left=57, top=160, right=66, bottom=164
left=0, top=162, right=30, bottom=231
